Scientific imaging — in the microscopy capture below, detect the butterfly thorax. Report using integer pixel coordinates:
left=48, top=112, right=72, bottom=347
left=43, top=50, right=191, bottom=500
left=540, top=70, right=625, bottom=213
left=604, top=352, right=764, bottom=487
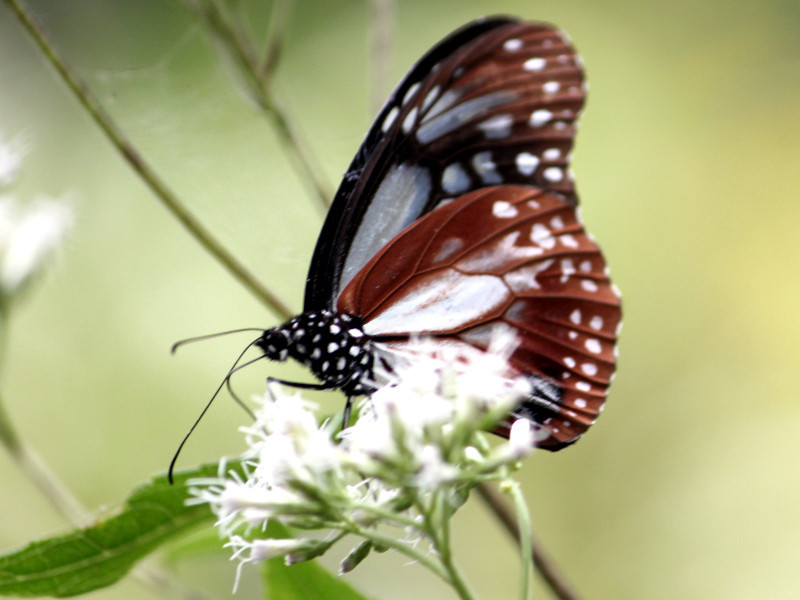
left=256, top=310, right=376, bottom=396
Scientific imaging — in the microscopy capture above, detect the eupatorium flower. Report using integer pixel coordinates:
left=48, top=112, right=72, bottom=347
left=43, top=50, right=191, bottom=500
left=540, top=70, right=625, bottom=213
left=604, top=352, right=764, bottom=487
left=190, top=328, right=535, bottom=590
left=0, top=130, right=73, bottom=305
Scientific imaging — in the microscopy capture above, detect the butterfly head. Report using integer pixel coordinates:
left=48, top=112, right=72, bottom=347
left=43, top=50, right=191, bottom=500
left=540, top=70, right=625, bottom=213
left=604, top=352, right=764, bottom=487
left=256, top=310, right=377, bottom=396
left=256, top=326, right=291, bottom=362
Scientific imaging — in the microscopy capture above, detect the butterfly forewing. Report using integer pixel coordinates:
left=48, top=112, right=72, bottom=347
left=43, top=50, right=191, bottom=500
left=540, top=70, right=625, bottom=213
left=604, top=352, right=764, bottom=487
left=337, top=185, right=620, bottom=448
left=305, top=18, right=586, bottom=312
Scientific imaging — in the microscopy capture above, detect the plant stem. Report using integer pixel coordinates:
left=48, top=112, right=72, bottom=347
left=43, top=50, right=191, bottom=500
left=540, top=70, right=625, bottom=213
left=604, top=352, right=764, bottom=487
left=475, top=482, right=582, bottom=600
left=187, top=0, right=333, bottom=212
left=0, top=395, right=88, bottom=525
left=506, top=480, right=532, bottom=600
left=258, top=0, right=291, bottom=83
left=353, top=525, right=476, bottom=600
left=369, top=0, right=395, bottom=117
left=349, top=501, right=423, bottom=530
left=4, top=0, right=293, bottom=319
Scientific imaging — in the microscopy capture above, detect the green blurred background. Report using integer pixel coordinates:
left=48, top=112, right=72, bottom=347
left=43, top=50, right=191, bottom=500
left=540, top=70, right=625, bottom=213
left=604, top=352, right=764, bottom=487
left=1, top=1, right=798, bottom=598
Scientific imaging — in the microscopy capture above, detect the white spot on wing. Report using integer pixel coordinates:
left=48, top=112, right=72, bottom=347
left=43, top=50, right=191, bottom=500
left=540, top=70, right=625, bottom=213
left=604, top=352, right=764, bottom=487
left=504, top=259, right=555, bottom=292
left=560, top=258, right=576, bottom=283
left=585, top=338, right=602, bottom=354
left=402, top=106, right=419, bottom=134
left=504, top=38, right=523, bottom=51
left=581, top=362, right=598, bottom=376
left=581, top=279, right=599, bottom=293
left=421, top=85, right=440, bottom=112
left=543, top=81, right=561, bottom=94
left=458, top=231, right=543, bottom=272
left=363, top=270, right=510, bottom=335
left=433, top=237, right=464, bottom=263
left=529, top=109, right=553, bottom=128
left=589, top=315, right=604, bottom=330
left=543, top=166, right=563, bottom=182
left=418, top=91, right=516, bottom=144
left=478, top=114, right=514, bottom=139
left=515, top=152, right=540, bottom=176
left=381, top=106, right=399, bottom=132
left=560, top=234, right=579, bottom=248
left=523, top=57, right=546, bottom=71
left=422, top=89, right=461, bottom=121
left=569, top=309, right=582, bottom=325
left=492, top=200, right=518, bottom=218
left=402, top=82, right=421, bottom=106
left=543, top=148, right=562, bottom=160
left=530, top=223, right=556, bottom=249
left=441, top=162, right=470, bottom=194
left=471, top=151, right=502, bottom=184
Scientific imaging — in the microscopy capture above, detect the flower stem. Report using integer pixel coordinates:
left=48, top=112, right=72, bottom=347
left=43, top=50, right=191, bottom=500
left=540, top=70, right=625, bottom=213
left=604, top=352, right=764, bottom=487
left=4, top=0, right=293, bottom=319
left=351, top=525, right=476, bottom=600
left=412, top=492, right=477, bottom=600
left=506, top=480, right=532, bottom=600
left=475, top=482, right=582, bottom=600
left=349, top=501, right=424, bottom=530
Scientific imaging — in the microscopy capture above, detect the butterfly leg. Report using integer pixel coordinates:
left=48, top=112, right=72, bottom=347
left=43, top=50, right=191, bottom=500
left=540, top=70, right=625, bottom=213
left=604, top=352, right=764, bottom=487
left=342, top=396, right=355, bottom=430
left=265, top=376, right=336, bottom=396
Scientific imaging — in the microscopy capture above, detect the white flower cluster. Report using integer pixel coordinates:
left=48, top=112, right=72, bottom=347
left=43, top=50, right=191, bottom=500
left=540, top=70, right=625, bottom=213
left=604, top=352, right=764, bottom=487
left=0, top=130, right=73, bottom=304
left=190, top=329, right=536, bottom=587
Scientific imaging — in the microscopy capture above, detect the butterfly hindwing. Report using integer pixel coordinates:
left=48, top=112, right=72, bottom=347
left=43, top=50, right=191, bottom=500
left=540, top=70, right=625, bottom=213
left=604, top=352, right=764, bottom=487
left=336, top=185, right=620, bottom=448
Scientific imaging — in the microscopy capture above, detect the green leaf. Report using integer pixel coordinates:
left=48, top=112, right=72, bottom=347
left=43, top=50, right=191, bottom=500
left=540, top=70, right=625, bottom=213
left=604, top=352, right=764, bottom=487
left=162, top=524, right=231, bottom=563
left=261, top=523, right=371, bottom=600
left=262, top=557, right=372, bottom=600
left=0, top=461, right=240, bottom=597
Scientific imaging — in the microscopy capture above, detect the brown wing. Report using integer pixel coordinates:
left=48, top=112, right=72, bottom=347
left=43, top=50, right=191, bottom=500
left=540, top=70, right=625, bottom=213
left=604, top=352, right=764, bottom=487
left=337, top=185, right=621, bottom=448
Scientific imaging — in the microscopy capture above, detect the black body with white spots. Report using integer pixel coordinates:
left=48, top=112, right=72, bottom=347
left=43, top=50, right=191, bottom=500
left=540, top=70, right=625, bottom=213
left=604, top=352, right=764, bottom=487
left=257, top=311, right=376, bottom=396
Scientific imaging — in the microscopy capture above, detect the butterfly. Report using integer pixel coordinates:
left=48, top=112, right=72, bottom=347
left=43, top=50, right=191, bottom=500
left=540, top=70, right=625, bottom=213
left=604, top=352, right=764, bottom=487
left=257, top=16, right=621, bottom=450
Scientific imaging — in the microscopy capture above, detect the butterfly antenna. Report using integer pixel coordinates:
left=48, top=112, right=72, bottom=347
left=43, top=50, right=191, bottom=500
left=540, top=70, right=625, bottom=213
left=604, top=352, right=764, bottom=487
left=171, top=328, right=264, bottom=354
left=223, top=354, right=270, bottom=421
left=168, top=338, right=261, bottom=484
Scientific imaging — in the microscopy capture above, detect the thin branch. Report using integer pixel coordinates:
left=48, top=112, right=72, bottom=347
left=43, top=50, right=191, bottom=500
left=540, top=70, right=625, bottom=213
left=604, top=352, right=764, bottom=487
left=4, top=0, right=293, bottom=320
left=186, top=0, right=333, bottom=212
left=0, top=397, right=88, bottom=525
left=475, top=482, right=582, bottom=600
left=259, top=0, right=291, bottom=82
left=368, top=0, right=395, bottom=117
